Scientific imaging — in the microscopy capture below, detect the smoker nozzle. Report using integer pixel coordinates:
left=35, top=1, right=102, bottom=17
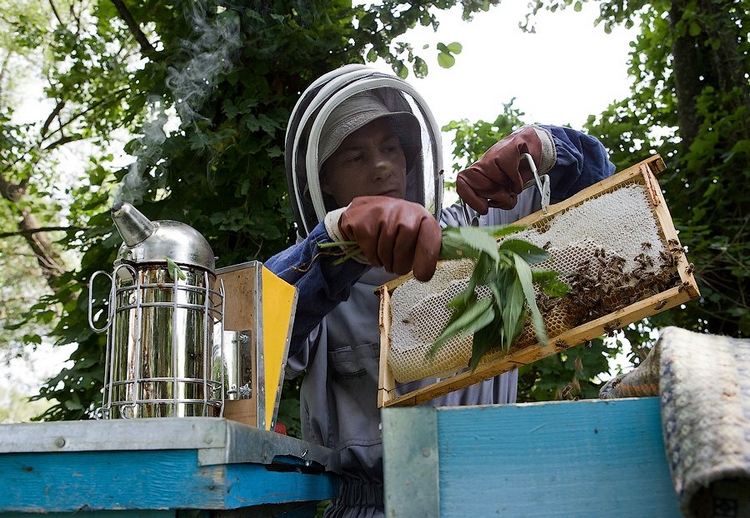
left=112, top=202, right=156, bottom=248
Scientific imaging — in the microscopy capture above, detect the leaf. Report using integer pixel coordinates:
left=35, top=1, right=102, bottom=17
left=513, top=253, right=548, bottom=346
left=500, top=273, right=526, bottom=346
left=499, top=238, right=549, bottom=264
left=437, top=51, right=456, bottom=69
left=166, top=257, right=186, bottom=281
left=532, top=268, right=570, bottom=297
left=469, top=321, right=503, bottom=371
left=458, top=226, right=501, bottom=261
left=429, top=296, right=495, bottom=357
left=487, top=225, right=525, bottom=239
left=445, top=42, right=463, bottom=54
left=440, top=227, right=480, bottom=260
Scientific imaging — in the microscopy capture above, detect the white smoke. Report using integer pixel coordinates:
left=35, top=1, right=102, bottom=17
left=114, top=96, right=167, bottom=206
left=113, top=2, right=241, bottom=206
left=165, top=2, right=241, bottom=127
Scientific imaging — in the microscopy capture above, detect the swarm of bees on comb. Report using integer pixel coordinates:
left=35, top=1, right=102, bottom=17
left=388, top=181, right=690, bottom=383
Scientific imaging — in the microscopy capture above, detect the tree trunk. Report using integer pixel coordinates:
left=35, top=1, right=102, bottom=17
left=0, top=172, right=65, bottom=293
left=670, top=0, right=750, bottom=149
left=669, top=1, right=703, bottom=148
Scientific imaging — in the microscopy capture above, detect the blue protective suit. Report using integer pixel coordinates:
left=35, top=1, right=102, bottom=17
left=266, top=125, right=614, bottom=517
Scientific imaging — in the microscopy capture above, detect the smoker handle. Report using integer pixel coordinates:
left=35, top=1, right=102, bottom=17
left=88, top=270, right=114, bottom=333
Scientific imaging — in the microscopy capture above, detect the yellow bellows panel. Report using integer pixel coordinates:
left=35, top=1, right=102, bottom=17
left=261, top=265, right=297, bottom=430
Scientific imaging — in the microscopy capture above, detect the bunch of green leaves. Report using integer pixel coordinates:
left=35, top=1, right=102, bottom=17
left=431, top=225, right=568, bottom=371
left=322, top=225, right=568, bottom=371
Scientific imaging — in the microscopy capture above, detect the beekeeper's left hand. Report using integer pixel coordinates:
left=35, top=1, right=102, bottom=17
left=456, top=126, right=554, bottom=214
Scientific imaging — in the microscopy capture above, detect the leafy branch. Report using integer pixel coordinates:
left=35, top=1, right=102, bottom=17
left=431, top=226, right=568, bottom=371
left=322, top=225, right=569, bottom=371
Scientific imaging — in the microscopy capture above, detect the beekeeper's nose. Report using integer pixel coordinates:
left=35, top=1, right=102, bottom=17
left=371, top=153, right=394, bottom=180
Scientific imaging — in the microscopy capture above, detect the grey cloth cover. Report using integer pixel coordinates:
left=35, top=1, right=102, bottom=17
left=600, top=326, right=750, bottom=518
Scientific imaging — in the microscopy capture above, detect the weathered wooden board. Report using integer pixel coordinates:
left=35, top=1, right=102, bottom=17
left=0, top=418, right=337, bottom=516
left=382, top=397, right=681, bottom=517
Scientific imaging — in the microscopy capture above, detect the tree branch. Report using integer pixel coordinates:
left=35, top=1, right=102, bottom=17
left=41, top=100, right=66, bottom=139
left=16, top=208, right=67, bottom=291
left=0, top=172, right=27, bottom=202
left=42, top=134, right=78, bottom=151
left=0, top=172, right=68, bottom=294
left=0, top=226, right=89, bottom=239
left=47, top=0, right=64, bottom=26
left=110, top=0, right=157, bottom=57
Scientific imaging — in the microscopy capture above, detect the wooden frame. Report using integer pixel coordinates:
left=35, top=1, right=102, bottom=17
left=378, top=155, right=700, bottom=407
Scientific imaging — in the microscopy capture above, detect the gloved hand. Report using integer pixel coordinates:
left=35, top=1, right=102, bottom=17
left=337, top=196, right=442, bottom=282
left=456, top=126, right=550, bottom=214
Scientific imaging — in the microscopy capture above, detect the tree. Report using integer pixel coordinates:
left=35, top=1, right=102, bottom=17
left=1, top=0, right=498, bottom=420
left=581, top=0, right=749, bottom=343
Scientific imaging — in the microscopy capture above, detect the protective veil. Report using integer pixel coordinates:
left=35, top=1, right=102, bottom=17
left=285, top=64, right=444, bottom=237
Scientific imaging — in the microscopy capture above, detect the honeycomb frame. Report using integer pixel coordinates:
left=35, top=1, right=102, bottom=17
left=378, top=155, right=700, bottom=408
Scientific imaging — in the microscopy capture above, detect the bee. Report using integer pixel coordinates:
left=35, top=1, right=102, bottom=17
left=678, top=281, right=692, bottom=293
left=543, top=241, right=552, bottom=250
left=654, top=300, right=668, bottom=310
left=685, top=263, right=695, bottom=275
left=603, top=320, right=621, bottom=336
left=610, top=256, right=626, bottom=272
left=659, top=250, right=676, bottom=267
left=641, top=242, right=652, bottom=250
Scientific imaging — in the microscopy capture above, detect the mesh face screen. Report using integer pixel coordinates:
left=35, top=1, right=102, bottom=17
left=388, top=182, right=681, bottom=383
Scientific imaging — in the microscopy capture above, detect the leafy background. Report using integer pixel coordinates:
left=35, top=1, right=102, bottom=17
left=0, top=0, right=747, bottom=422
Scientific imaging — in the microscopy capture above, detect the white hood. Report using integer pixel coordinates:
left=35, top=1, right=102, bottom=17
left=284, top=64, right=444, bottom=237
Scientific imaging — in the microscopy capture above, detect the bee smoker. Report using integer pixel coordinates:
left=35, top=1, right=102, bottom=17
left=88, top=202, right=225, bottom=418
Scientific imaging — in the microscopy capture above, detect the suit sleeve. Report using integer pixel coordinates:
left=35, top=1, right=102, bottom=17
left=265, top=222, right=369, bottom=355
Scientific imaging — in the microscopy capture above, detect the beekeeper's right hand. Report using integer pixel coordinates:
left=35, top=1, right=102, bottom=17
left=325, top=196, right=441, bottom=282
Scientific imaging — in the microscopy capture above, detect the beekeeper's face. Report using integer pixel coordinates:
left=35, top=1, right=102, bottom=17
left=320, top=118, right=408, bottom=208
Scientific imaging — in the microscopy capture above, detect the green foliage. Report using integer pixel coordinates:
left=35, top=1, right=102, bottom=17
left=0, top=0, right=505, bottom=420
left=586, top=0, right=750, bottom=346
left=517, top=337, right=617, bottom=401
left=434, top=225, right=563, bottom=370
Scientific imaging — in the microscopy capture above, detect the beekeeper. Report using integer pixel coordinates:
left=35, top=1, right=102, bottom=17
left=266, top=64, right=614, bottom=518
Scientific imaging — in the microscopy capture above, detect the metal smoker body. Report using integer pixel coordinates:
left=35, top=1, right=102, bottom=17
left=90, top=202, right=225, bottom=418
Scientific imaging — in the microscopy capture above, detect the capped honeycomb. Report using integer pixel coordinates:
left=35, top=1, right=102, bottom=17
left=388, top=181, right=682, bottom=383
